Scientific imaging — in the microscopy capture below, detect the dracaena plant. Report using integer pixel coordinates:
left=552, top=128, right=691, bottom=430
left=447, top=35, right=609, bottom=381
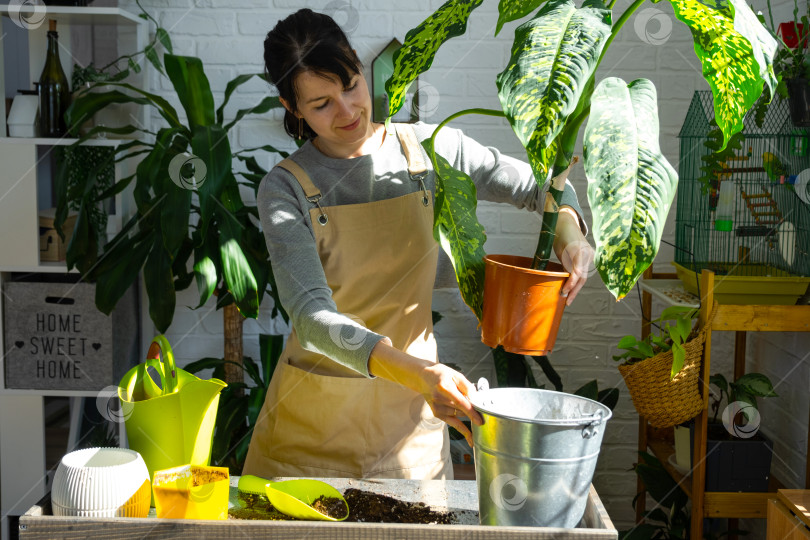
left=384, top=0, right=778, bottom=317
left=55, top=26, right=288, bottom=335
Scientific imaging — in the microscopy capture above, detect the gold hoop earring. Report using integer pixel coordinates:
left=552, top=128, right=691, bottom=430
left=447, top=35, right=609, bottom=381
left=297, top=117, right=303, bottom=140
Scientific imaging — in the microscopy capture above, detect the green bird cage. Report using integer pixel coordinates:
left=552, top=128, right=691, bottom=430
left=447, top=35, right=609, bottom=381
left=676, top=91, right=810, bottom=304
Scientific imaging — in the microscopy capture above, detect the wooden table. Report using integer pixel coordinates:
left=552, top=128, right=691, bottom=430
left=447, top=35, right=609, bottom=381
left=18, top=478, right=617, bottom=539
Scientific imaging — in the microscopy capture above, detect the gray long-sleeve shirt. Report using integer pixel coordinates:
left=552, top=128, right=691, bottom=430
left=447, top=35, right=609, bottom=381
left=257, top=122, right=584, bottom=377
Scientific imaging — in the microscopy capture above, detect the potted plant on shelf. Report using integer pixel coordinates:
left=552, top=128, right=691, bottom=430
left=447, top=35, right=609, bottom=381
left=611, top=305, right=711, bottom=428
left=765, top=0, right=810, bottom=125
left=692, top=372, right=778, bottom=492
left=54, top=8, right=289, bottom=389
left=384, top=0, right=778, bottom=354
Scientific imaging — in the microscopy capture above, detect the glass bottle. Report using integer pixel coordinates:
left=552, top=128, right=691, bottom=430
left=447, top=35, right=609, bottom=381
left=37, top=19, right=71, bottom=137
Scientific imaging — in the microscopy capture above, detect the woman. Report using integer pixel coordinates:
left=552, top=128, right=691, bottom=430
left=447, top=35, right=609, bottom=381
left=243, top=8, right=593, bottom=480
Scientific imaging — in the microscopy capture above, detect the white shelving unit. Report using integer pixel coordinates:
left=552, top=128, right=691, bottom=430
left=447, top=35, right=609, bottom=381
left=0, top=7, right=147, bottom=539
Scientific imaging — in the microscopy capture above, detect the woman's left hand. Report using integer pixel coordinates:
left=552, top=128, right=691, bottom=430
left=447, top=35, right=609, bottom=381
left=554, top=207, right=594, bottom=305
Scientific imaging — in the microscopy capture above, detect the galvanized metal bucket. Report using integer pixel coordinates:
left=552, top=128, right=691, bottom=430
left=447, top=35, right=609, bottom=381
left=470, top=387, right=612, bottom=528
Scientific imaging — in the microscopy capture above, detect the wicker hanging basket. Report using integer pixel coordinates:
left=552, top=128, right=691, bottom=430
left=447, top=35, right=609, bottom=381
left=618, top=302, right=717, bottom=429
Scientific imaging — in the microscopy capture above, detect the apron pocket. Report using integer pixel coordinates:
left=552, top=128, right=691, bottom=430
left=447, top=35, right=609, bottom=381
left=267, top=359, right=375, bottom=474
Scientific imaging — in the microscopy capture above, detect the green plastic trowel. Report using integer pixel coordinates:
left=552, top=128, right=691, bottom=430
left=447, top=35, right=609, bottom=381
left=238, top=475, right=349, bottom=521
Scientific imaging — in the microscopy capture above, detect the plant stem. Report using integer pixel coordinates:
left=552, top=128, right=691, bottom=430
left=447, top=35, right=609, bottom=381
left=427, top=108, right=506, bottom=167
left=598, top=0, right=648, bottom=71
left=531, top=145, right=571, bottom=270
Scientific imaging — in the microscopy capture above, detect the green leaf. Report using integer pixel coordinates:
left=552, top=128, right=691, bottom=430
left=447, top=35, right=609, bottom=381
left=144, top=45, right=163, bottom=77
left=219, top=233, right=259, bottom=319
left=424, top=139, right=487, bottom=321
left=65, top=90, right=153, bottom=136
left=156, top=27, right=173, bottom=54
left=144, top=234, right=176, bottom=332
left=223, top=96, right=282, bottom=132
left=584, top=78, right=678, bottom=300
left=574, top=380, right=598, bottom=400
left=734, top=372, right=778, bottom=397
left=617, top=335, right=640, bottom=349
left=193, top=255, right=217, bottom=309
left=385, top=0, right=484, bottom=119
left=669, top=0, right=778, bottom=150
left=659, top=305, right=697, bottom=321
left=184, top=356, right=226, bottom=374
left=637, top=341, right=655, bottom=358
left=65, top=201, right=98, bottom=275
left=159, top=143, right=192, bottom=256
left=670, top=341, right=685, bottom=378
left=710, top=373, right=729, bottom=393
left=165, top=54, right=216, bottom=130
left=76, top=82, right=184, bottom=131
left=192, top=125, right=232, bottom=239
left=259, top=333, right=284, bottom=388
left=675, top=315, right=692, bottom=342
left=496, top=0, right=612, bottom=178
left=495, top=0, right=547, bottom=36
left=92, top=228, right=151, bottom=314
left=216, top=73, right=258, bottom=125
left=597, top=387, right=619, bottom=411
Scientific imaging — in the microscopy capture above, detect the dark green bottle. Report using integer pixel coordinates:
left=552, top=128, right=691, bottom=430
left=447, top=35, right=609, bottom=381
left=37, top=19, right=71, bottom=137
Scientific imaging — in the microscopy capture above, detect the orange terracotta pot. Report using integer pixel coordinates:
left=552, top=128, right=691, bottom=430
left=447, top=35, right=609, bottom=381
left=480, top=255, right=569, bottom=355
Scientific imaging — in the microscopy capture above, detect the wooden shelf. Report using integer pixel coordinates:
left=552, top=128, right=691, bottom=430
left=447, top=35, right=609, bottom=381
left=647, top=437, right=692, bottom=498
left=0, top=138, right=133, bottom=146
left=635, top=270, right=810, bottom=540
left=0, top=6, right=142, bottom=25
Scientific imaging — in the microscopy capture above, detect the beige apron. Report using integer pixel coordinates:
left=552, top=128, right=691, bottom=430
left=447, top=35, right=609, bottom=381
left=243, top=124, right=452, bottom=480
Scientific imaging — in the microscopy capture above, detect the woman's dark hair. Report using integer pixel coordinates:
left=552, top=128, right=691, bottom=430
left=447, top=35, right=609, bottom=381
left=264, top=9, right=363, bottom=140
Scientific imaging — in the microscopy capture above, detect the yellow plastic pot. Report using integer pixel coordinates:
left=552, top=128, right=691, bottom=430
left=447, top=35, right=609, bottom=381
left=118, top=335, right=226, bottom=504
left=153, top=465, right=229, bottom=520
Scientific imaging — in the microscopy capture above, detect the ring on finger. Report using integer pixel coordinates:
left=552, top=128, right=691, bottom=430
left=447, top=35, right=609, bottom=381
left=449, top=409, right=457, bottom=417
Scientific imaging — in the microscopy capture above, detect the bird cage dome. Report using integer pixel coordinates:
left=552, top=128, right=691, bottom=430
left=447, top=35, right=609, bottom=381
left=675, top=91, right=810, bottom=303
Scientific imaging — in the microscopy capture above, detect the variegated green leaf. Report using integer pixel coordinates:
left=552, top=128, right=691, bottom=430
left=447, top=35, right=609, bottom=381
left=495, top=0, right=547, bottom=36
left=583, top=78, right=678, bottom=300
left=423, top=139, right=487, bottom=321
left=670, top=0, right=777, bottom=150
left=496, top=0, right=611, bottom=178
left=385, top=0, right=484, bottom=119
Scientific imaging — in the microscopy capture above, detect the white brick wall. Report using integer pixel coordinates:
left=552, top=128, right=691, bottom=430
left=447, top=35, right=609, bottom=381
left=121, top=0, right=807, bottom=535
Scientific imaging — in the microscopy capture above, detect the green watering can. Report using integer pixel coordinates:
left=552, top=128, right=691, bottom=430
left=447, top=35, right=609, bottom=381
left=118, top=335, right=227, bottom=503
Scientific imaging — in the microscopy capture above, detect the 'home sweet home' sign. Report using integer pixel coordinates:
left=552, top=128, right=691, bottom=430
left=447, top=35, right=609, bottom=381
left=3, top=281, right=139, bottom=391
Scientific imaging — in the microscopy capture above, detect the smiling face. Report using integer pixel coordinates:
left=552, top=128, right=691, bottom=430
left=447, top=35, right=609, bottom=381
left=284, top=69, right=376, bottom=158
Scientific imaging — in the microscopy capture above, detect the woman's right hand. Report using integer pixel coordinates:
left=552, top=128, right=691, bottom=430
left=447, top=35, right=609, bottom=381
left=368, top=339, right=483, bottom=446
left=415, top=362, right=484, bottom=447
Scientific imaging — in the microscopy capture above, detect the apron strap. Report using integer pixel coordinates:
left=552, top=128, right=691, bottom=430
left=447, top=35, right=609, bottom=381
left=277, top=158, right=329, bottom=226
left=395, top=124, right=431, bottom=206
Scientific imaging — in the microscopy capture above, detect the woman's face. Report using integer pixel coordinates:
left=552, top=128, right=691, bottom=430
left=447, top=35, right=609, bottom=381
left=290, top=68, right=374, bottom=152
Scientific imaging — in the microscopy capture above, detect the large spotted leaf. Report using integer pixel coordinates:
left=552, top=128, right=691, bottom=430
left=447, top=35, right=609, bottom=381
left=424, top=139, right=487, bottom=321
left=385, top=0, right=483, bottom=119
left=583, top=78, right=677, bottom=300
left=670, top=0, right=778, bottom=150
left=495, top=0, right=547, bottom=36
left=496, top=0, right=611, bottom=178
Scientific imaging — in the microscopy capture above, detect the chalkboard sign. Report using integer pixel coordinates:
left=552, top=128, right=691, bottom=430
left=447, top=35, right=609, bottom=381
left=3, top=281, right=139, bottom=391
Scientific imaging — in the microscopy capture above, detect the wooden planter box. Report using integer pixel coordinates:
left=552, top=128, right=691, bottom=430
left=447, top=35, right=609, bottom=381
left=19, top=478, right=617, bottom=539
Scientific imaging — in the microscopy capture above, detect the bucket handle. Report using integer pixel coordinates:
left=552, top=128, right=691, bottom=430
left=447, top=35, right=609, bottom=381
left=581, top=409, right=605, bottom=439
left=145, top=335, right=179, bottom=395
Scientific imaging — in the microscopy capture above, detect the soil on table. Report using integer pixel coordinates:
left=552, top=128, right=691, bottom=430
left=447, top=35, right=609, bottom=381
left=343, top=488, right=456, bottom=524
left=229, top=488, right=458, bottom=524
left=311, top=495, right=349, bottom=520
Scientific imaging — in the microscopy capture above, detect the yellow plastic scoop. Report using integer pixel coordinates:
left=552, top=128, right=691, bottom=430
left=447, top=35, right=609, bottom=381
left=238, top=475, right=349, bottom=521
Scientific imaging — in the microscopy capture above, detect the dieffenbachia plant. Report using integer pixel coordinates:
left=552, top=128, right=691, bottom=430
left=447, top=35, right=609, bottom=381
left=385, top=0, right=777, bottom=313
